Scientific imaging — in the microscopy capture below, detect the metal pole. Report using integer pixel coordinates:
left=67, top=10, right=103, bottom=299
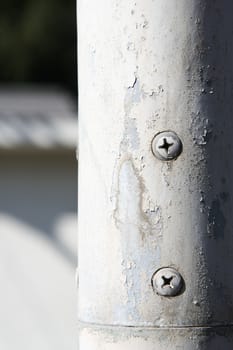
left=78, top=1, right=233, bottom=348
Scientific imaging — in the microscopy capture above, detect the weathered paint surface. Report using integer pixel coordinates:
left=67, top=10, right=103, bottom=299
left=78, top=0, right=233, bottom=347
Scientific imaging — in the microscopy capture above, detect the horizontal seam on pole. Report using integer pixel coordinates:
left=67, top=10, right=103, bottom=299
left=78, top=320, right=233, bottom=330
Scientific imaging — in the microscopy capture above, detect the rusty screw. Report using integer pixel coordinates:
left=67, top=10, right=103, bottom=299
left=152, top=131, right=182, bottom=161
left=152, top=267, right=183, bottom=297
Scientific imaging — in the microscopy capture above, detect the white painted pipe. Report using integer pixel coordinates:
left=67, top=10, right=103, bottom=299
left=77, top=0, right=233, bottom=348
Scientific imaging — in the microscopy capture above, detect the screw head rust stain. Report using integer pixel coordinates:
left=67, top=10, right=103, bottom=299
left=152, top=267, right=184, bottom=297
left=152, top=131, right=183, bottom=161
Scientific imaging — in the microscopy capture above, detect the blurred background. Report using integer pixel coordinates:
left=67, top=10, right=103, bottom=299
left=0, top=1, right=78, bottom=349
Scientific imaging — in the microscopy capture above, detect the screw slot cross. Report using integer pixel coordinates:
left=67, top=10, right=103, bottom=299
left=158, top=138, right=174, bottom=155
left=162, top=275, right=174, bottom=289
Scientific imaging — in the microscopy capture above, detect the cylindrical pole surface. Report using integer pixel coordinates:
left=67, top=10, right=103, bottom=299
left=78, top=1, right=233, bottom=348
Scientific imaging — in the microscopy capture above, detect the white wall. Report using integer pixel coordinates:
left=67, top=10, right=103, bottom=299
left=0, top=151, right=77, bottom=350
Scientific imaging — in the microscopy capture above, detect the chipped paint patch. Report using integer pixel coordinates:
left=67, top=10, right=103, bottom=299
left=111, top=157, right=161, bottom=322
left=121, top=118, right=140, bottom=152
left=190, top=112, right=212, bottom=146
left=124, top=76, right=141, bottom=115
